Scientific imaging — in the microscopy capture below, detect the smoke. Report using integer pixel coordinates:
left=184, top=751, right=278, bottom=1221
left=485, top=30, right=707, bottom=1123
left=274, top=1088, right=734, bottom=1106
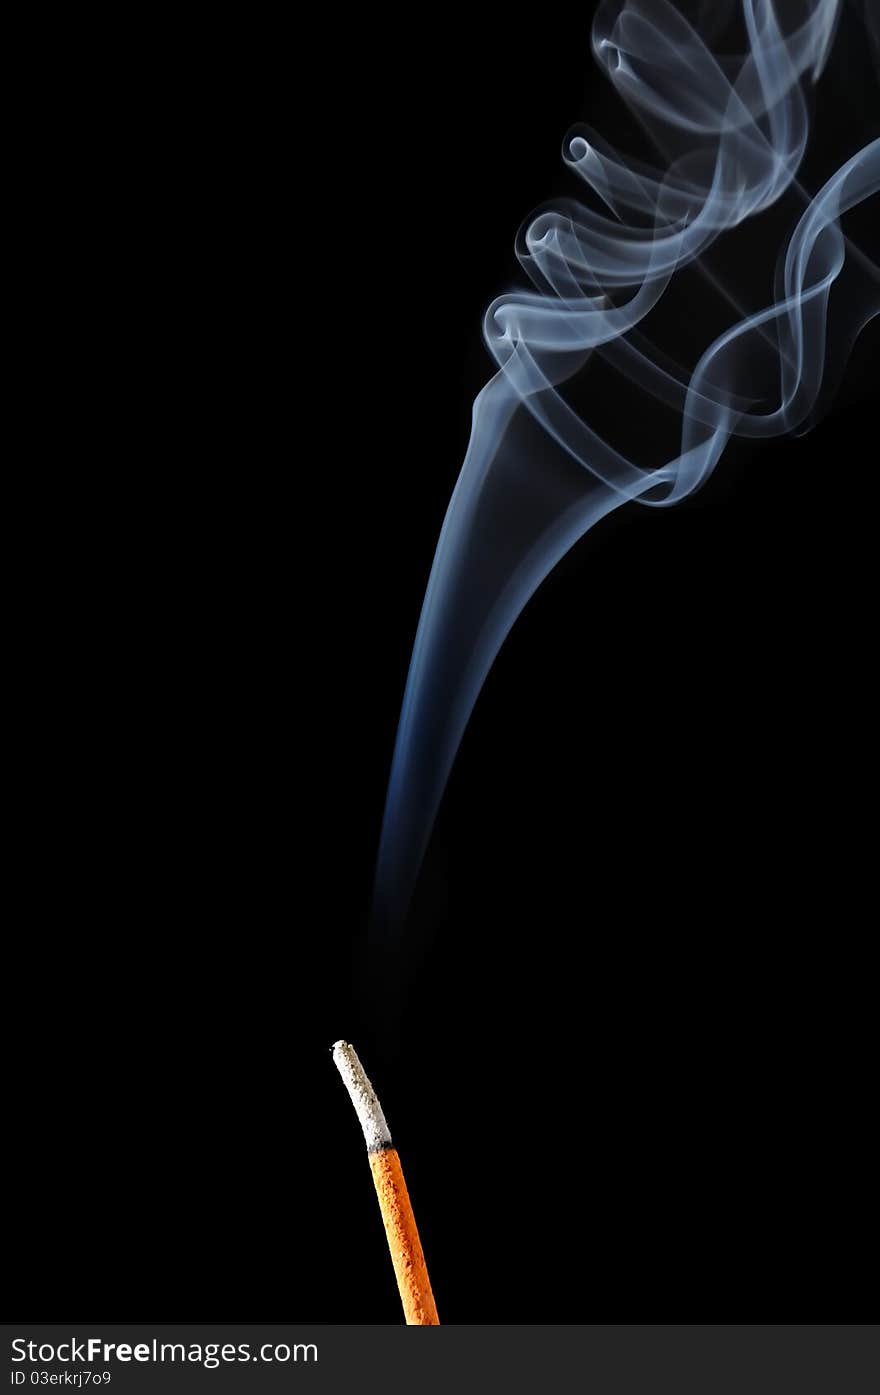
left=373, top=0, right=879, bottom=929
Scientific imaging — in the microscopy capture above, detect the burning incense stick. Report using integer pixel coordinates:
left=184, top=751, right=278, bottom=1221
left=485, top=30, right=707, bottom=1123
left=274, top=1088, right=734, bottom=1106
left=331, top=1039, right=439, bottom=1325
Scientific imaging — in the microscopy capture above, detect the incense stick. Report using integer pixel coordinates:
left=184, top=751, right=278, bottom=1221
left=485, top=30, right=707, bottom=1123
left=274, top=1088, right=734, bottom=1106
left=332, top=1040, right=439, bottom=1325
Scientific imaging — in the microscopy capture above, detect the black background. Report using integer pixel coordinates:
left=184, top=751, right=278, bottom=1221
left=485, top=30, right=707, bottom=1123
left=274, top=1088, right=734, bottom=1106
left=9, top=3, right=877, bottom=1323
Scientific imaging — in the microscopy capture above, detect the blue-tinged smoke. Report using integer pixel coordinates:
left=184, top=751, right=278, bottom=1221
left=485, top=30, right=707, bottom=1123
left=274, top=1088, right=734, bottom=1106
left=374, top=0, right=879, bottom=928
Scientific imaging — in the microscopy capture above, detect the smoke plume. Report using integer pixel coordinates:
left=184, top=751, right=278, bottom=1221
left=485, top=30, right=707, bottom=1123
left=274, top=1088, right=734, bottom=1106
left=374, top=0, right=879, bottom=928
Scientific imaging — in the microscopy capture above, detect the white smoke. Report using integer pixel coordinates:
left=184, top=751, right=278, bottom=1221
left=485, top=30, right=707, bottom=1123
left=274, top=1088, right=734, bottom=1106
left=374, top=0, right=879, bottom=926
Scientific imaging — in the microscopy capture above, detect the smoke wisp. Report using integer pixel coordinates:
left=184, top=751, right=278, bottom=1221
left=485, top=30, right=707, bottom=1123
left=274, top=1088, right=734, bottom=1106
left=374, top=0, right=879, bottom=928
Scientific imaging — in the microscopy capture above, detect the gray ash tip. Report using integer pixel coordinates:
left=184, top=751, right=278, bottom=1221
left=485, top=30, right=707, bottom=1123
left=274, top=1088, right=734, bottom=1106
left=331, top=1040, right=393, bottom=1152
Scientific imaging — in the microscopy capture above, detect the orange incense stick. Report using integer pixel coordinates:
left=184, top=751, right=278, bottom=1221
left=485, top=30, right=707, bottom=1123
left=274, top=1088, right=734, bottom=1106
left=332, top=1040, right=439, bottom=1325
